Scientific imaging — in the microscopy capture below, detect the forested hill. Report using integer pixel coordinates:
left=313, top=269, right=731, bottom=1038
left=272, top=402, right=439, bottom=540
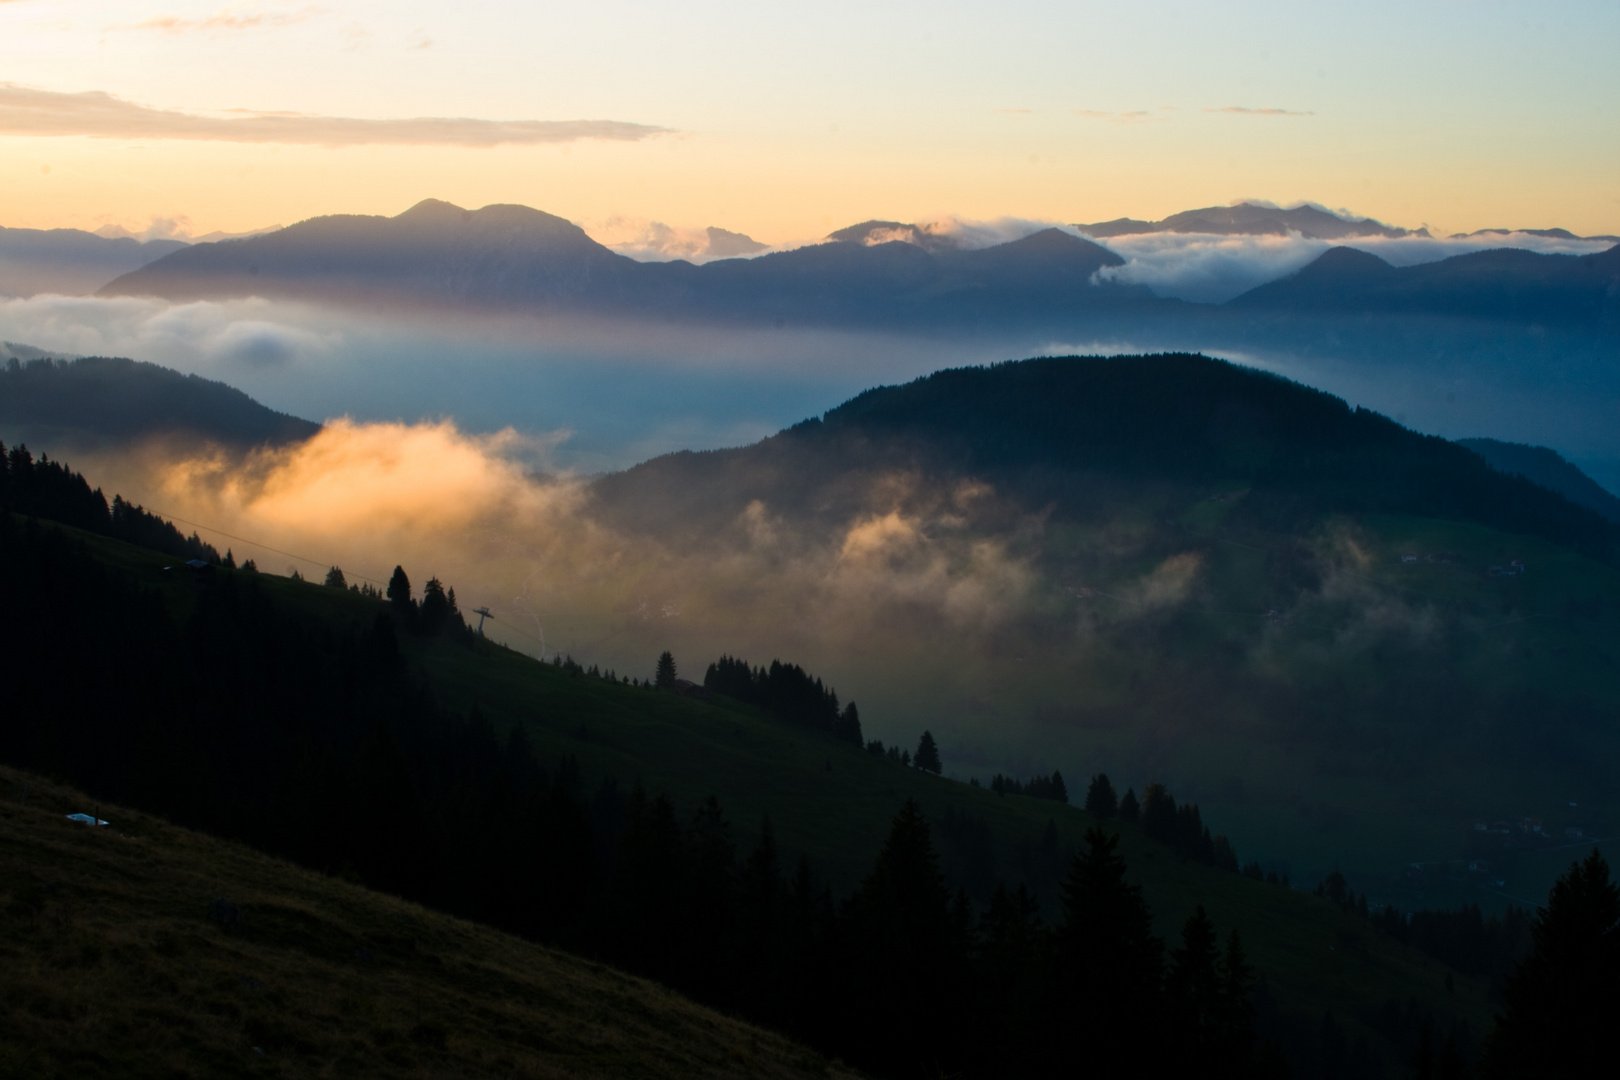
left=1229, top=243, right=1620, bottom=329
left=0, top=354, right=320, bottom=449
left=1460, top=437, right=1620, bottom=523
left=591, top=353, right=1619, bottom=561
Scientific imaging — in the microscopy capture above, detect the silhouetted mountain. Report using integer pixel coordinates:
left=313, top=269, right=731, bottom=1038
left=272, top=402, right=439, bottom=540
left=593, top=353, right=1618, bottom=560
left=824, top=220, right=961, bottom=252
left=704, top=226, right=768, bottom=257
left=1077, top=202, right=1416, bottom=240
left=0, top=226, right=188, bottom=297
left=101, top=200, right=1150, bottom=329
left=101, top=199, right=648, bottom=311
left=1230, top=243, right=1620, bottom=328
left=1460, top=438, right=1620, bottom=522
left=0, top=354, right=320, bottom=449
left=98, top=199, right=1620, bottom=337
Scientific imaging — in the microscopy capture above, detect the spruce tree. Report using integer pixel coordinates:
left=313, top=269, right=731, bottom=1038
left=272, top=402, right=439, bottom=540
left=386, top=565, right=410, bottom=604
left=1484, top=848, right=1619, bottom=1078
left=839, top=799, right=965, bottom=1075
left=914, top=730, right=943, bottom=774
left=1051, top=828, right=1165, bottom=1071
left=1168, top=907, right=1222, bottom=1065
left=324, top=565, right=346, bottom=589
left=420, top=576, right=450, bottom=634
left=655, top=650, right=677, bottom=688
left=1140, top=782, right=1177, bottom=844
left=1119, top=787, right=1140, bottom=821
left=1085, top=773, right=1119, bottom=818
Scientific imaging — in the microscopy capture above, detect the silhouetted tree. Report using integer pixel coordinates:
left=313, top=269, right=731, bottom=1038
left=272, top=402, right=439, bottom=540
left=324, top=566, right=347, bottom=589
left=655, top=650, right=677, bottom=688
left=1086, top=773, right=1119, bottom=817
left=1119, top=787, right=1140, bottom=821
left=1484, top=848, right=1618, bottom=1078
left=914, top=730, right=942, bottom=774
left=1051, top=828, right=1165, bottom=1071
left=835, top=701, right=863, bottom=746
left=838, top=799, right=968, bottom=1077
left=387, top=565, right=413, bottom=610
left=420, top=576, right=451, bottom=634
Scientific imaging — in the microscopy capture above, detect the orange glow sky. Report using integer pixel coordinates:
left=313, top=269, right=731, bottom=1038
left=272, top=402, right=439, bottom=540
left=2, top=1, right=1617, bottom=242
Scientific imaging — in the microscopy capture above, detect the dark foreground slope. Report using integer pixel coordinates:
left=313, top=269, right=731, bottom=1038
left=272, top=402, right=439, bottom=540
left=0, top=354, right=320, bottom=450
left=0, top=764, right=852, bottom=1080
left=0, top=498, right=1492, bottom=1078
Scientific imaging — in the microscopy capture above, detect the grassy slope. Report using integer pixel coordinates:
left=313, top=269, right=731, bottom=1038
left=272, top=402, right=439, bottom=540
left=0, top=764, right=854, bottom=1080
left=33, top=523, right=1498, bottom=1069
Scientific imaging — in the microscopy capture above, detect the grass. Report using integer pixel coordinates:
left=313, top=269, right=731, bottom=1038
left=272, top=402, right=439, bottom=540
left=0, top=764, right=856, bottom=1080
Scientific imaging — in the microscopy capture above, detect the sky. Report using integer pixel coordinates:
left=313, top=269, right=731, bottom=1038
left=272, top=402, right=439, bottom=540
left=1, top=0, right=1617, bottom=243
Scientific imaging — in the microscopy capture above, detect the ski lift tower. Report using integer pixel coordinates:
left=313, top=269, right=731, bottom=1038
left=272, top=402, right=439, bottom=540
left=472, top=606, right=494, bottom=637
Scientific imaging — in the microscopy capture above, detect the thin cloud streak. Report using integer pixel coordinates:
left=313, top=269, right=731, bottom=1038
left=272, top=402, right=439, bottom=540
left=1205, top=106, right=1313, bottom=116
left=0, top=84, right=671, bottom=147
left=123, top=5, right=321, bottom=34
left=1074, top=109, right=1156, bottom=123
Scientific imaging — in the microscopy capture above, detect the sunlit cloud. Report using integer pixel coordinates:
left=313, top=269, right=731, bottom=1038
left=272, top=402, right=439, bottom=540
left=120, top=4, right=321, bottom=34
left=0, top=83, right=671, bottom=146
left=1204, top=106, right=1313, bottom=116
left=1090, top=229, right=1616, bottom=303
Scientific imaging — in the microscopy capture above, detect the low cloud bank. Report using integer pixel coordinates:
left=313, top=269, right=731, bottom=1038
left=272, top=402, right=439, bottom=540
left=1091, top=230, right=1617, bottom=303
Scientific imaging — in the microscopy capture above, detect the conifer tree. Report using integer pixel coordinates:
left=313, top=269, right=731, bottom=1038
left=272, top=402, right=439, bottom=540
left=914, top=730, right=942, bottom=774
left=655, top=650, right=677, bottom=688
left=387, top=565, right=412, bottom=608
left=1050, top=769, right=1068, bottom=804
left=1484, top=848, right=1618, bottom=1078
left=1119, top=787, right=1140, bottom=821
left=420, top=576, right=451, bottom=634
left=839, top=799, right=966, bottom=1075
left=1140, top=782, right=1177, bottom=843
left=1051, top=827, right=1165, bottom=1071
left=1168, top=906, right=1224, bottom=1070
left=324, top=566, right=346, bottom=589
left=1085, top=772, right=1119, bottom=818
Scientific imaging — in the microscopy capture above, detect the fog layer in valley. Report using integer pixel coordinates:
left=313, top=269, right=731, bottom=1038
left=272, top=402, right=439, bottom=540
left=7, top=281, right=1616, bottom=492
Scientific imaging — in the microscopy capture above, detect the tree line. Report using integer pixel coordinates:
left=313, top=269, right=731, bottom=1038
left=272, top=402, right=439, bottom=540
left=703, top=654, right=865, bottom=745
left=0, top=440, right=218, bottom=563
left=0, top=508, right=1284, bottom=1078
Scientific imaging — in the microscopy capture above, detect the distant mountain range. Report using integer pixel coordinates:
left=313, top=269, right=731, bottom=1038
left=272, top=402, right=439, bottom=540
left=93, top=200, right=1620, bottom=337
left=0, top=226, right=187, bottom=298
left=99, top=199, right=1151, bottom=329
left=1231, top=244, right=1620, bottom=326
